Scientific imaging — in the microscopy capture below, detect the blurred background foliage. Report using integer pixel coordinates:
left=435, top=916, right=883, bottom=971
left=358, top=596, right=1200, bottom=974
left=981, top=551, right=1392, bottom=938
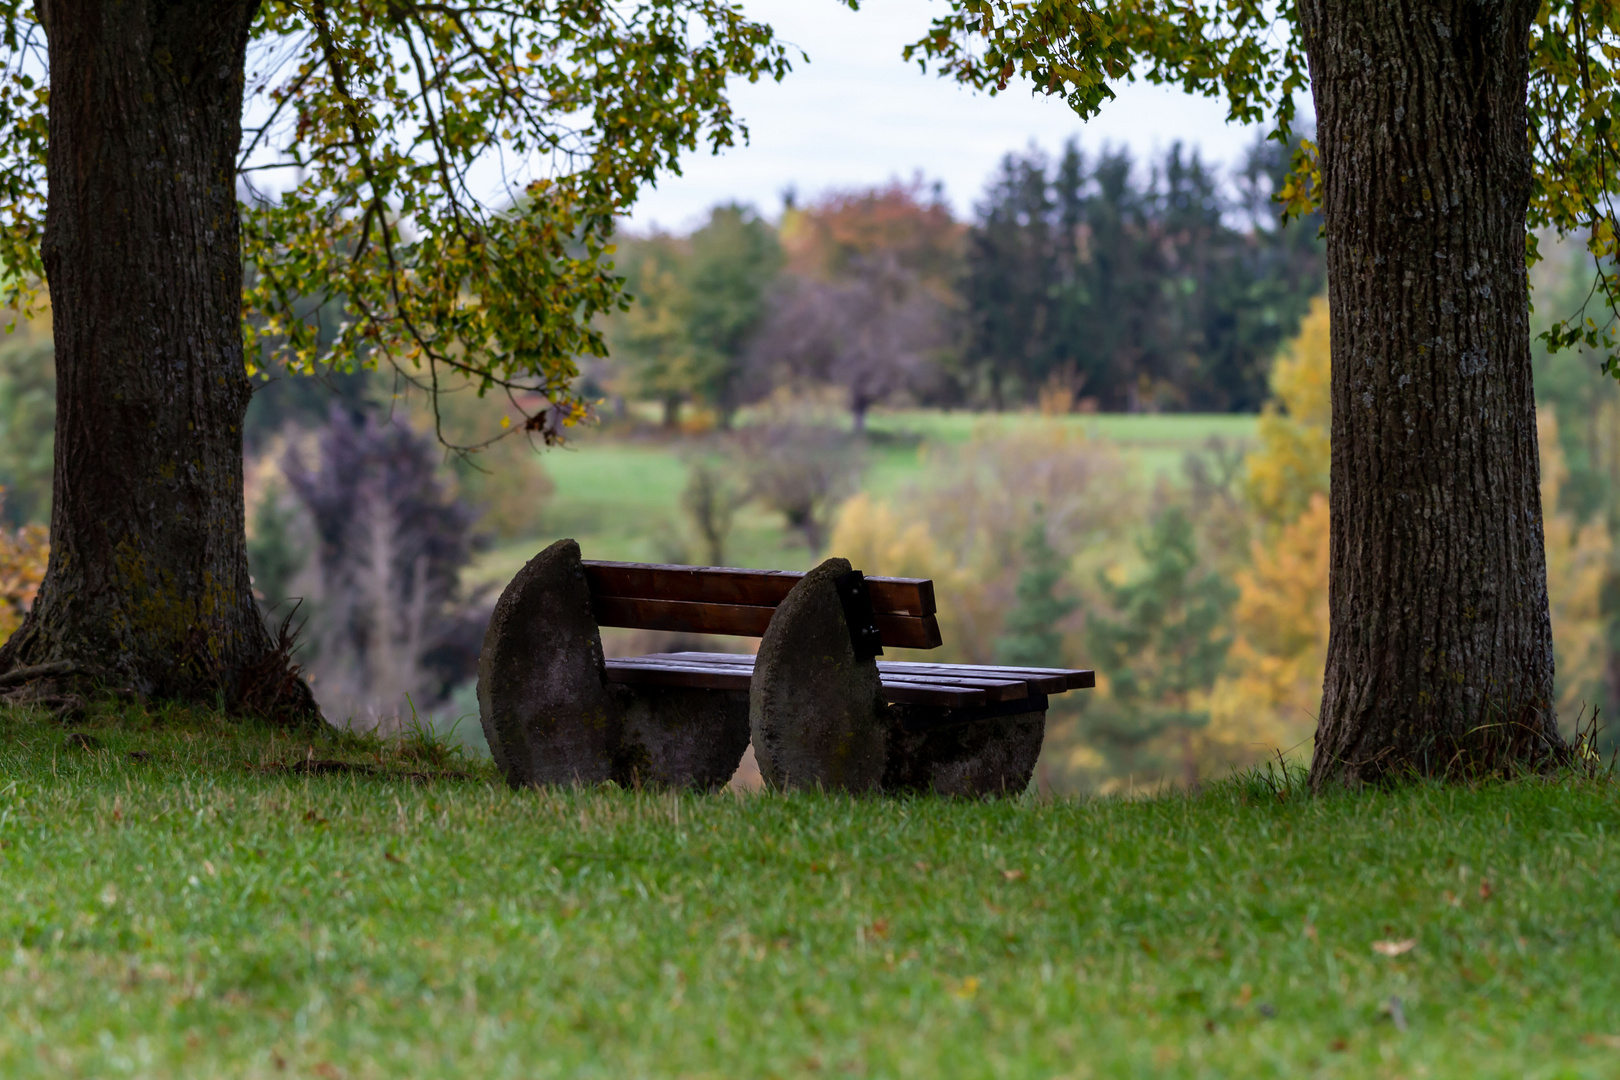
left=0, top=133, right=1613, bottom=787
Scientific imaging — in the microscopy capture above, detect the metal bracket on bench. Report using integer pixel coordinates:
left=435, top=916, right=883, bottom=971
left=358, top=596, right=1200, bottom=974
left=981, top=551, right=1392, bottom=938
left=835, top=569, right=884, bottom=660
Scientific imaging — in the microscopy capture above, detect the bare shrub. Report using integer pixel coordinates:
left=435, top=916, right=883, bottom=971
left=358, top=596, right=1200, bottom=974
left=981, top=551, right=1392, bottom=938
left=739, top=423, right=862, bottom=555
left=829, top=425, right=1139, bottom=664
left=747, top=251, right=947, bottom=432
left=283, top=408, right=489, bottom=728
left=681, top=458, right=746, bottom=567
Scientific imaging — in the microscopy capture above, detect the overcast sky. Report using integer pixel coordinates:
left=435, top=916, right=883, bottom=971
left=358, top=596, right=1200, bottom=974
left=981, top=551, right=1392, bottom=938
left=625, top=0, right=1287, bottom=232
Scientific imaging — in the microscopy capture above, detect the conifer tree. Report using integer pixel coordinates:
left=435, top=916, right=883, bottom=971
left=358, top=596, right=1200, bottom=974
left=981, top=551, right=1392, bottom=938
left=1084, top=507, right=1236, bottom=784
left=995, top=514, right=1077, bottom=669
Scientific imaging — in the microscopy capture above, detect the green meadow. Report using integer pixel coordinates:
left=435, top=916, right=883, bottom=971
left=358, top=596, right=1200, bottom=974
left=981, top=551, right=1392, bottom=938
left=2, top=706, right=1617, bottom=1079
left=470, top=411, right=1257, bottom=586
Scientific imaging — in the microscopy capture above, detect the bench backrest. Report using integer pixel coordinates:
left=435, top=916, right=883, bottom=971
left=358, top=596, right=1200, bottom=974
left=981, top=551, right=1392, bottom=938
left=582, top=560, right=943, bottom=650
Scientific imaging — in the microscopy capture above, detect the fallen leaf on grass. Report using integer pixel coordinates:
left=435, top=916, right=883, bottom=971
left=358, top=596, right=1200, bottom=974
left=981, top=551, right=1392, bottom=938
left=1329, top=1038, right=1348, bottom=1052
left=1002, top=869, right=1025, bottom=881
left=951, top=976, right=979, bottom=1001
left=1582, top=1034, right=1620, bottom=1049
left=1372, top=938, right=1417, bottom=957
left=1479, top=879, right=1493, bottom=901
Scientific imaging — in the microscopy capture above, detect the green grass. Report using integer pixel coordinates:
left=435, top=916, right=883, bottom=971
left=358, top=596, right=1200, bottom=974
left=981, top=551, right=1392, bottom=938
left=3, top=705, right=1618, bottom=1078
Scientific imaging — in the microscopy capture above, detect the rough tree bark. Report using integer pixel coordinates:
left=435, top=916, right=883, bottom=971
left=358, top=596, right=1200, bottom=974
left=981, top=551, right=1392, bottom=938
left=1301, top=0, right=1563, bottom=786
left=0, top=0, right=317, bottom=719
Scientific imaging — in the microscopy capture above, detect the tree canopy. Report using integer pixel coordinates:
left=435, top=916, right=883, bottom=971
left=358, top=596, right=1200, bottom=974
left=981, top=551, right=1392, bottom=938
left=906, top=0, right=1620, bottom=367
left=0, top=0, right=806, bottom=443
left=962, top=137, right=1321, bottom=411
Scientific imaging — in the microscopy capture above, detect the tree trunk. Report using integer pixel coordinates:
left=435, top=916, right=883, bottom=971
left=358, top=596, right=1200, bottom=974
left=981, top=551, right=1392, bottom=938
left=1, top=0, right=316, bottom=720
left=851, top=396, right=869, bottom=435
left=1301, top=0, right=1563, bottom=786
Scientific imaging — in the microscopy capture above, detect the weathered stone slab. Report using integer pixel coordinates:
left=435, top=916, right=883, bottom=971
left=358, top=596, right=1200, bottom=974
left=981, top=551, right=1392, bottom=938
left=749, top=557, right=889, bottom=792
left=883, top=708, right=1046, bottom=797
left=478, top=539, right=620, bottom=787
left=478, top=538, right=752, bottom=790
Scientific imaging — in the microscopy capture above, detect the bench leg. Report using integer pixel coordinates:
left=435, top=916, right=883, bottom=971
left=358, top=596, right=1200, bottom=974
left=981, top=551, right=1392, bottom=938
left=750, top=557, right=889, bottom=793
left=478, top=538, right=749, bottom=790
left=882, top=708, right=1046, bottom=797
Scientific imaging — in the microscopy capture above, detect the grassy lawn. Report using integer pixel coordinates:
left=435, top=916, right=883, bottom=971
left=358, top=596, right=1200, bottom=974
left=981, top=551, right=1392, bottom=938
left=2, top=706, right=1618, bottom=1078
left=469, top=410, right=1258, bottom=584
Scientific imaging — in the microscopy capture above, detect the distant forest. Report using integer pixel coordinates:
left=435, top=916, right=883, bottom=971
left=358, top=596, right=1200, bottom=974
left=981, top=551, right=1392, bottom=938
left=597, top=135, right=1325, bottom=425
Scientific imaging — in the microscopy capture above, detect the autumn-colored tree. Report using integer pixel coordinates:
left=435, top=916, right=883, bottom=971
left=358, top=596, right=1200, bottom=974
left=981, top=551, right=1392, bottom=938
left=752, top=180, right=963, bottom=427
left=1538, top=409, right=1612, bottom=728
left=1208, top=299, right=1332, bottom=766
left=0, top=514, right=45, bottom=644
left=1205, top=493, right=1329, bottom=765
left=1244, top=296, right=1330, bottom=529
left=780, top=179, right=963, bottom=291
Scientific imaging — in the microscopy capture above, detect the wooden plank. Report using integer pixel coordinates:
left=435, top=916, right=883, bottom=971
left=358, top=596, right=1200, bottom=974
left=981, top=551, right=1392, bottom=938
left=879, top=682, right=985, bottom=708
left=644, top=652, right=1089, bottom=692
left=612, top=654, right=1017, bottom=694
left=593, top=596, right=941, bottom=649
left=604, top=656, right=982, bottom=707
left=869, top=576, right=936, bottom=618
left=603, top=660, right=752, bottom=692
left=582, top=560, right=936, bottom=616
left=614, top=654, right=1006, bottom=705
left=592, top=596, right=774, bottom=638
left=646, top=652, right=754, bottom=664
left=884, top=662, right=1092, bottom=691
left=878, top=675, right=1027, bottom=703
left=876, top=612, right=943, bottom=650
left=877, top=662, right=1070, bottom=694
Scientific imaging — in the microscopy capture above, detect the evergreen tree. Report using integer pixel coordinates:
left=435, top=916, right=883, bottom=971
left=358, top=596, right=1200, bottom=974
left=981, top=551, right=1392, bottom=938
left=962, top=135, right=1324, bottom=412
left=995, top=514, right=1078, bottom=668
left=684, top=205, right=784, bottom=425
left=1083, top=507, right=1237, bottom=784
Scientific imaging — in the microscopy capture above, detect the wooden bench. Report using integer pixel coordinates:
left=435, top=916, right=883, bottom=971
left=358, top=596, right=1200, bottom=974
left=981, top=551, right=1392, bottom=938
left=585, top=560, right=1092, bottom=716
left=476, top=540, right=1093, bottom=795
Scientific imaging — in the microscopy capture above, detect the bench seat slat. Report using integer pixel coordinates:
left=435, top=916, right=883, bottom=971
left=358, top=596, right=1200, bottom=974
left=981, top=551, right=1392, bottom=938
left=648, top=651, right=1094, bottom=691
left=582, top=560, right=937, bottom=616
left=592, top=597, right=942, bottom=649
left=603, top=661, right=753, bottom=691
left=606, top=654, right=1048, bottom=705
left=605, top=655, right=1021, bottom=695
left=603, top=657, right=985, bottom=708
